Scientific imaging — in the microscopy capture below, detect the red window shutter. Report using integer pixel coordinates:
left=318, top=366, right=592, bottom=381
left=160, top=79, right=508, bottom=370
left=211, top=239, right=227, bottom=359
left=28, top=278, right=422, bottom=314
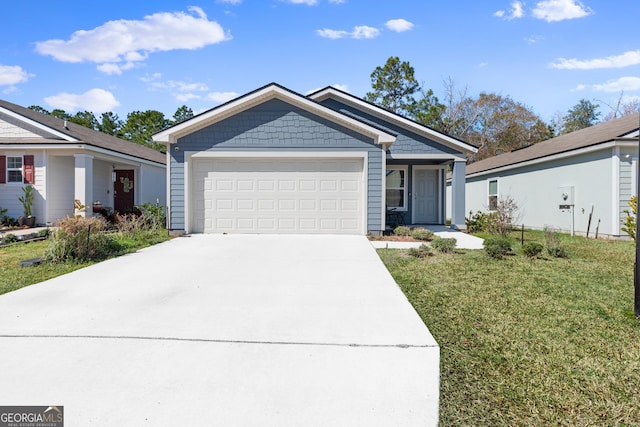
left=23, top=155, right=35, bottom=184
left=0, top=156, right=5, bottom=184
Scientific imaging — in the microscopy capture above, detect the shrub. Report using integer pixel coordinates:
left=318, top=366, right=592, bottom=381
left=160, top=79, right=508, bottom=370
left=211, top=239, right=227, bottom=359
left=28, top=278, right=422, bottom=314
left=44, top=216, right=118, bottom=263
left=547, top=245, right=569, bottom=258
left=394, top=226, right=411, bottom=236
left=484, top=236, right=512, bottom=259
left=487, top=196, right=520, bottom=237
left=621, top=195, right=637, bottom=240
left=37, top=228, right=50, bottom=238
left=137, top=203, right=166, bottom=231
left=522, top=242, right=543, bottom=258
left=466, top=210, right=495, bottom=233
left=2, top=233, right=17, bottom=244
left=408, top=244, right=432, bottom=258
left=411, top=228, right=434, bottom=241
left=432, top=237, right=457, bottom=253
left=544, top=226, right=568, bottom=258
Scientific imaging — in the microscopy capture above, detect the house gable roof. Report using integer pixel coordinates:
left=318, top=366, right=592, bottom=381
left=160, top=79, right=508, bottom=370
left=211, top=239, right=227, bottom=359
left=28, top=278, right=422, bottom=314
left=153, top=82, right=397, bottom=146
left=466, top=112, right=640, bottom=177
left=0, top=99, right=166, bottom=165
left=308, top=86, right=477, bottom=155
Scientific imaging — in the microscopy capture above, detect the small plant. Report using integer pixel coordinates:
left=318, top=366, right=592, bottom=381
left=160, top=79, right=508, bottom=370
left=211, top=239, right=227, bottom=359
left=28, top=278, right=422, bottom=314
left=544, top=226, right=568, bottom=258
left=408, top=244, right=432, bottom=258
left=394, top=225, right=411, bottom=236
left=37, top=228, right=50, bottom=238
left=522, top=242, right=543, bottom=258
left=44, top=216, right=116, bottom=262
left=547, top=245, right=569, bottom=258
left=432, top=237, right=457, bottom=253
left=466, top=210, right=496, bottom=233
left=487, top=196, right=520, bottom=237
left=411, top=228, right=434, bottom=241
left=2, top=233, right=17, bottom=244
left=621, top=195, right=637, bottom=240
left=484, top=236, right=512, bottom=259
left=18, top=186, right=34, bottom=218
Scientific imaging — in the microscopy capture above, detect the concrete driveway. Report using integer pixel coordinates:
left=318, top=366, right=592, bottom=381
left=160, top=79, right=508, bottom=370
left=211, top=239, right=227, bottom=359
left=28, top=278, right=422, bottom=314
left=0, top=235, right=439, bottom=426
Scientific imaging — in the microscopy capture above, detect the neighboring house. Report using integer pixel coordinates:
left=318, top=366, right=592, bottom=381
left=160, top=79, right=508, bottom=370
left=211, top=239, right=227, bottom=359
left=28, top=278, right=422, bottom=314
left=0, top=99, right=166, bottom=225
left=153, top=83, right=476, bottom=235
left=449, top=113, right=640, bottom=237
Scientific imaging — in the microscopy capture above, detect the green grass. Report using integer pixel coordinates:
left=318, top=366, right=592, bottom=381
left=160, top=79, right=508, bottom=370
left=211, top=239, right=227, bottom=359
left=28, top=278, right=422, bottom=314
left=0, top=230, right=169, bottom=296
left=378, top=230, right=640, bottom=426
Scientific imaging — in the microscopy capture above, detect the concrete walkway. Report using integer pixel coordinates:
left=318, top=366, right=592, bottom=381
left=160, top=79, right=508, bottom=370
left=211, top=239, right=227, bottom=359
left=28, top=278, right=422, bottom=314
left=0, top=235, right=439, bottom=426
left=370, top=226, right=485, bottom=250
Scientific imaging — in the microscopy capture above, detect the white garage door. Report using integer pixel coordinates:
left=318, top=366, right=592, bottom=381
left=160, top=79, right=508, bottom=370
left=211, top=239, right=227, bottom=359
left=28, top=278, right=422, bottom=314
left=191, top=157, right=364, bottom=234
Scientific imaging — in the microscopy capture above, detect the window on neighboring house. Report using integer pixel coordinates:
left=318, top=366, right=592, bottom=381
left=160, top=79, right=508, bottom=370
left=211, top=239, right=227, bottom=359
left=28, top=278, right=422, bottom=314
left=386, top=167, right=407, bottom=210
left=7, top=156, right=23, bottom=183
left=488, top=179, right=498, bottom=211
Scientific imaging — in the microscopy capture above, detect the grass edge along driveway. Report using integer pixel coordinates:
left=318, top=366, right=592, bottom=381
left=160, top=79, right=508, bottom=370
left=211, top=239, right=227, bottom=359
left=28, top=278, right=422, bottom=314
left=378, top=230, right=640, bottom=426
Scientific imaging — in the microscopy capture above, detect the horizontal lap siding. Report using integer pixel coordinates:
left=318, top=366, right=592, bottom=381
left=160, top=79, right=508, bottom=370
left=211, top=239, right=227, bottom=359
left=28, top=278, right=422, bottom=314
left=170, top=99, right=382, bottom=232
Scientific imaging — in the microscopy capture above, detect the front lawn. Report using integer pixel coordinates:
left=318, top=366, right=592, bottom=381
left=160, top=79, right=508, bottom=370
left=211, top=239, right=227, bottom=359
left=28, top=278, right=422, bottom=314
left=379, top=231, right=640, bottom=426
left=0, top=229, right=169, bottom=296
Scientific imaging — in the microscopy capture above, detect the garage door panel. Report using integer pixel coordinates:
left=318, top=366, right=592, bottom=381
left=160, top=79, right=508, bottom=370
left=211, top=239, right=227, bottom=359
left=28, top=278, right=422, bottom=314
left=192, top=158, right=364, bottom=234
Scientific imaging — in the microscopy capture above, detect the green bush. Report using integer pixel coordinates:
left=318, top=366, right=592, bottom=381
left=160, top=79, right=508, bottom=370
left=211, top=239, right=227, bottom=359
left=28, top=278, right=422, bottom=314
left=466, top=210, right=496, bottom=233
left=411, top=228, right=434, bottom=241
left=547, top=245, right=569, bottom=258
left=408, top=244, right=432, bottom=258
left=522, top=242, right=543, bottom=258
left=2, top=233, right=17, bottom=244
left=137, top=203, right=166, bottom=231
left=544, top=226, right=568, bottom=258
left=394, top=225, right=411, bottom=236
left=432, top=237, right=457, bottom=253
left=484, top=236, right=512, bottom=259
left=37, top=228, right=50, bottom=238
left=44, top=217, right=118, bottom=263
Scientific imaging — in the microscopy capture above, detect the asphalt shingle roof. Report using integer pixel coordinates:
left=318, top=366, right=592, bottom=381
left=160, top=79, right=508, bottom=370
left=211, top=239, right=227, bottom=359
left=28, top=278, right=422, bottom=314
left=466, top=113, right=640, bottom=176
left=0, top=99, right=165, bottom=165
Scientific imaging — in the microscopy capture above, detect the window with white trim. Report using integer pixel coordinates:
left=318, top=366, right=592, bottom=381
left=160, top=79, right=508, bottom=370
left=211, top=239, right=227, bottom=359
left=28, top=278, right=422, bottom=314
left=488, top=179, right=498, bottom=211
left=7, top=156, right=23, bottom=183
left=386, top=166, right=408, bottom=210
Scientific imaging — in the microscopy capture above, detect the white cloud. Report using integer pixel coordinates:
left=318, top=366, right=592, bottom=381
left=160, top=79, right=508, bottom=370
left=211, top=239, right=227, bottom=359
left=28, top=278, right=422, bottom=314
left=207, top=91, right=240, bottom=103
left=141, top=73, right=212, bottom=104
left=494, top=1, right=524, bottom=20
left=217, top=0, right=242, bottom=4
left=35, top=7, right=230, bottom=74
left=525, top=35, right=544, bottom=44
left=44, top=88, right=120, bottom=113
left=532, top=0, right=592, bottom=22
left=328, top=0, right=346, bottom=3
left=385, top=19, right=414, bottom=32
left=317, top=25, right=379, bottom=39
left=0, top=65, right=34, bottom=86
left=591, top=77, right=640, bottom=93
left=551, top=50, right=640, bottom=70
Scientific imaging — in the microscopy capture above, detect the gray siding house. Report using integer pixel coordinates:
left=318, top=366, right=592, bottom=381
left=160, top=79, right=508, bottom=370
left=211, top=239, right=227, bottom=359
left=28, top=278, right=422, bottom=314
left=455, top=113, right=640, bottom=237
left=154, top=83, right=476, bottom=235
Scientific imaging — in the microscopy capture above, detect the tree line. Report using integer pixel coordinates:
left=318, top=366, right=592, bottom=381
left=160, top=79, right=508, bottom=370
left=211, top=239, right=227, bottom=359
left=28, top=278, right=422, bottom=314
left=29, top=56, right=639, bottom=163
left=28, top=105, right=195, bottom=153
left=365, top=56, right=639, bottom=162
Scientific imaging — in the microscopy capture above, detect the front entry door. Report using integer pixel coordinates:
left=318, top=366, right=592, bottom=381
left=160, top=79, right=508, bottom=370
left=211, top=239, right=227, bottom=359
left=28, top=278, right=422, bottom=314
left=413, top=168, right=439, bottom=224
left=114, top=169, right=135, bottom=213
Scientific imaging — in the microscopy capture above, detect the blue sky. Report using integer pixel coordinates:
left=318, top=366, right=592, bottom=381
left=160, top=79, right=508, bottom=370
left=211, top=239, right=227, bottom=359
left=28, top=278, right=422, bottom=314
left=1, top=0, right=638, bottom=123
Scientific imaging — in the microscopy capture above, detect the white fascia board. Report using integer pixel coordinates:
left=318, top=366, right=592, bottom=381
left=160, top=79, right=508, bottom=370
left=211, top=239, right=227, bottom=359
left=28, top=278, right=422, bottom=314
left=387, top=153, right=467, bottom=162
left=0, top=106, right=78, bottom=142
left=310, top=88, right=477, bottom=154
left=466, top=141, right=620, bottom=179
left=190, top=150, right=368, bottom=159
left=0, top=143, right=165, bottom=168
left=153, top=84, right=395, bottom=146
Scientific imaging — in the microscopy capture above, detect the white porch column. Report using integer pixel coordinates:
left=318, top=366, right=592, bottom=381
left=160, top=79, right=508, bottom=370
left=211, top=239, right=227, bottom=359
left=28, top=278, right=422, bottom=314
left=451, top=160, right=467, bottom=230
left=74, top=154, right=94, bottom=217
